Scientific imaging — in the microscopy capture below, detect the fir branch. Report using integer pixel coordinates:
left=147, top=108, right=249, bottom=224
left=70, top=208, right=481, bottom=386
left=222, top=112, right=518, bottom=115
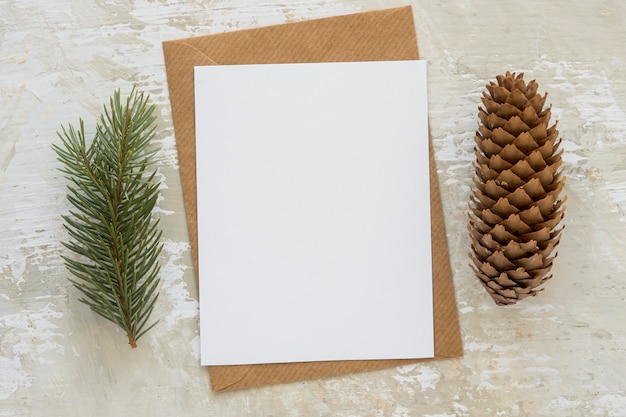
left=53, top=88, right=163, bottom=348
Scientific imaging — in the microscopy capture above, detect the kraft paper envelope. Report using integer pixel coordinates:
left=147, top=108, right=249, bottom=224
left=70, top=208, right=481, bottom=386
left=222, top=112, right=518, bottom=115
left=162, top=5, right=462, bottom=392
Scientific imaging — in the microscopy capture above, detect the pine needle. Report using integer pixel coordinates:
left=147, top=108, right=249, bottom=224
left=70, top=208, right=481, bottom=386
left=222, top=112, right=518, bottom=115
left=53, top=88, right=163, bottom=348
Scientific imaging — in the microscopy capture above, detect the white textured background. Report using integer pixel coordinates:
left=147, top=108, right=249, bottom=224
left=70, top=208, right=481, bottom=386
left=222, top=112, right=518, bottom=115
left=1, top=1, right=625, bottom=416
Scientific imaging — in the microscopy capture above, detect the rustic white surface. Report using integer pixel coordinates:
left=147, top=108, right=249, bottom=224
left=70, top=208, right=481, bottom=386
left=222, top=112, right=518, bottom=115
left=1, top=0, right=625, bottom=416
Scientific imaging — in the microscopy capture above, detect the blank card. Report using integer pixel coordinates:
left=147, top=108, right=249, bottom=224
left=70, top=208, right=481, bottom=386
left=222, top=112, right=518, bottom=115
left=194, top=60, right=433, bottom=366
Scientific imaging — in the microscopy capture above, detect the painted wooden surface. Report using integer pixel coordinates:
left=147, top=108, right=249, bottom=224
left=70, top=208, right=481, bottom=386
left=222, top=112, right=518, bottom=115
left=1, top=0, right=625, bottom=415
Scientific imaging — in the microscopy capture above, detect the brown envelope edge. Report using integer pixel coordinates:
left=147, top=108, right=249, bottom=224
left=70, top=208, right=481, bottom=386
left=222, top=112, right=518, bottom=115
left=162, top=6, right=463, bottom=392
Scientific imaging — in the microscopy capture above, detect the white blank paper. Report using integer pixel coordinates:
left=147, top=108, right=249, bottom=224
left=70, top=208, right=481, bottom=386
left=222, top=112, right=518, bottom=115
left=195, top=60, right=433, bottom=366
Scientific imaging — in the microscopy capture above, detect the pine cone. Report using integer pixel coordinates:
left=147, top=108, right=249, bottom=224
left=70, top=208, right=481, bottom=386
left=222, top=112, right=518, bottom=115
left=468, top=72, right=566, bottom=305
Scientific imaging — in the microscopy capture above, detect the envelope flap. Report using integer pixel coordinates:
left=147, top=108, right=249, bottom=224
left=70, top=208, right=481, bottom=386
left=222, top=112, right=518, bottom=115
left=175, top=6, right=420, bottom=65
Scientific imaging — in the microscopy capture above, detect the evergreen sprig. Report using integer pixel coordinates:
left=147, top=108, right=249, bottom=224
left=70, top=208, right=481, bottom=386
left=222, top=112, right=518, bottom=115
left=53, top=88, right=162, bottom=348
